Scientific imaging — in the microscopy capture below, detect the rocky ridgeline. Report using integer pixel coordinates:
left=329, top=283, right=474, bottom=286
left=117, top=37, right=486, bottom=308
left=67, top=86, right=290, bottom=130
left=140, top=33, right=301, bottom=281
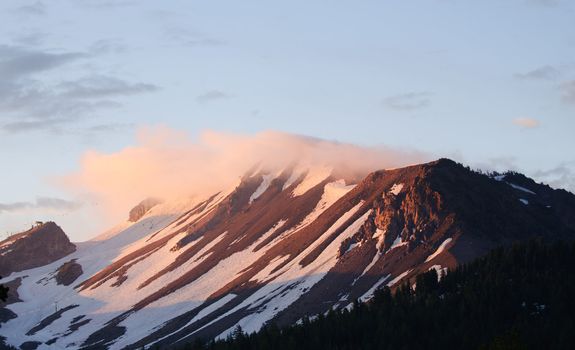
left=0, top=222, right=76, bottom=277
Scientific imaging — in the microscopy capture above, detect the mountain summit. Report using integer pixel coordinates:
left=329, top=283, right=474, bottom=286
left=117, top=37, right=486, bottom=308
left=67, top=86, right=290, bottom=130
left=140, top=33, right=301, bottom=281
left=1, top=159, right=574, bottom=349
left=0, top=222, right=75, bottom=277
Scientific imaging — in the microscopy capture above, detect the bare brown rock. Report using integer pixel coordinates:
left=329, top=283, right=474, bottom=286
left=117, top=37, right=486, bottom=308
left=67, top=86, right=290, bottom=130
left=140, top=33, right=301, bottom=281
left=0, top=222, right=75, bottom=277
left=55, top=259, right=83, bottom=286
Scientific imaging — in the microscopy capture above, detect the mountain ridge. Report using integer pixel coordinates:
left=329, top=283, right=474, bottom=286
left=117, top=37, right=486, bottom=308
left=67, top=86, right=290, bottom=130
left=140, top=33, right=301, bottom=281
left=1, top=158, right=574, bottom=350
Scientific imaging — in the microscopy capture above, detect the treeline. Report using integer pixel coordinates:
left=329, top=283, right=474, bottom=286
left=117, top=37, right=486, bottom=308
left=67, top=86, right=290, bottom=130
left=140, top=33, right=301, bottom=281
left=178, top=239, right=575, bottom=350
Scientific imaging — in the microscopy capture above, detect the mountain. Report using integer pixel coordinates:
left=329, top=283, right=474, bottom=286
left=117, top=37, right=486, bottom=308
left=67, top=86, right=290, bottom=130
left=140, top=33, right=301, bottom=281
left=0, top=222, right=76, bottom=277
left=1, top=159, right=574, bottom=350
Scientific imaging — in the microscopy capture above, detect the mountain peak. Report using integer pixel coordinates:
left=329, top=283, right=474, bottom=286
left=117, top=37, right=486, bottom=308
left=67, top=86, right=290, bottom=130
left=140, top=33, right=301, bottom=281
left=1, top=159, right=574, bottom=349
left=0, top=222, right=76, bottom=277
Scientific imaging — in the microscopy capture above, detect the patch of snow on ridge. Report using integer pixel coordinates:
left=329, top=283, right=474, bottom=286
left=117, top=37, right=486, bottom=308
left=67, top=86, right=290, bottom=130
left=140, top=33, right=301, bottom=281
left=282, top=167, right=305, bottom=191
left=389, top=235, right=408, bottom=250
left=519, top=199, right=529, bottom=205
left=425, top=238, right=453, bottom=263
left=508, top=182, right=536, bottom=195
left=250, top=173, right=275, bottom=203
left=372, top=228, right=386, bottom=251
left=359, top=274, right=391, bottom=302
left=389, top=183, right=404, bottom=195
left=251, top=255, right=291, bottom=283
left=292, top=166, right=333, bottom=197
left=493, top=174, right=506, bottom=181
left=429, top=265, right=448, bottom=281
left=345, top=242, right=361, bottom=254
left=278, top=180, right=355, bottom=240
left=387, top=269, right=412, bottom=287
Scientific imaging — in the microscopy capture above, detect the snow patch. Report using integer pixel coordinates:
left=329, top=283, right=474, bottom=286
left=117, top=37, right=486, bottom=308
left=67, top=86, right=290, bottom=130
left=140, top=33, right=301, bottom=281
left=389, top=183, right=404, bottom=195
left=493, top=174, right=506, bottom=181
left=292, top=166, right=333, bottom=197
left=344, top=242, right=361, bottom=254
left=428, top=265, right=448, bottom=281
left=507, top=182, right=536, bottom=195
left=387, top=269, right=412, bottom=287
left=250, top=173, right=276, bottom=203
left=372, top=228, right=387, bottom=251
left=359, top=274, right=391, bottom=302
left=519, top=198, right=529, bottom=205
left=425, top=238, right=453, bottom=263
left=389, top=235, right=408, bottom=251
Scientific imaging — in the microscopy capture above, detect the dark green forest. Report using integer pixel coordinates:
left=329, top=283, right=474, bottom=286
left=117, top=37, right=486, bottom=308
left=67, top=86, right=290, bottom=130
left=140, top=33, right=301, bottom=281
left=179, top=239, right=575, bottom=350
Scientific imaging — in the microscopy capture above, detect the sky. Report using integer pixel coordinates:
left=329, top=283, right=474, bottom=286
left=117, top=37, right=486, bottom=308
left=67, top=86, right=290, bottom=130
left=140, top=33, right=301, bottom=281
left=0, top=0, right=574, bottom=241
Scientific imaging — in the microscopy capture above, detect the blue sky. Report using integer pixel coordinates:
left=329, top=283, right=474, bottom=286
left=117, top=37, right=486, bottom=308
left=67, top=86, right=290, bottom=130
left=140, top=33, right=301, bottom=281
left=1, top=0, right=574, bottom=240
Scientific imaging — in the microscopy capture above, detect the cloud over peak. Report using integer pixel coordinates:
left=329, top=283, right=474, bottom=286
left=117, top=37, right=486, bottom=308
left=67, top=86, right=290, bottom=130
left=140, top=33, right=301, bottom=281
left=60, top=126, right=428, bottom=224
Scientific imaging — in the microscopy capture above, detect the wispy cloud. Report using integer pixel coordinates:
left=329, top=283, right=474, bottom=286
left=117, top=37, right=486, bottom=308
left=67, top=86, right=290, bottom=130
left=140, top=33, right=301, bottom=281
left=72, top=0, right=136, bottom=10
left=85, top=123, right=134, bottom=133
left=13, top=32, right=47, bottom=47
left=0, top=45, right=84, bottom=79
left=89, top=39, right=127, bottom=55
left=58, top=76, right=158, bottom=99
left=0, top=197, right=82, bottom=214
left=560, top=80, right=575, bottom=104
left=512, top=117, right=541, bottom=129
left=163, top=27, right=225, bottom=48
left=196, top=90, right=232, bottom=104
left=383, top=92, right=432, bottom=111
left=526, top=0, right=562, bottom=7
left=0, top=44, right=158, bottom=133
left=514, top=65, right=560, bottom=81
left=13, top=1, right=46, bottom=16
left=532, top=162, right=575, bottom=193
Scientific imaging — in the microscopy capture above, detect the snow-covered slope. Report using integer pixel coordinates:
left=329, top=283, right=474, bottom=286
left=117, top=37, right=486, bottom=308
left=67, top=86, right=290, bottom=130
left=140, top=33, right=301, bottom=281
left=1, top=159, right=575, bottom=350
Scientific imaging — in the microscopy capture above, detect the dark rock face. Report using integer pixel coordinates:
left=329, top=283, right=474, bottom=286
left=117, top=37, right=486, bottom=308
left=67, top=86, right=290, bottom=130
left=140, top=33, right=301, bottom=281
left=0, top=222, right=76, bottom=277
left=128, top=198, right=163, bottom=222
left=19, top=341, right=41, bottom=350
left=55, top=260, right=83, bottom=286
left=26, top=304, right=79, bottom=336
left=0, top=278, right=22, bottom=325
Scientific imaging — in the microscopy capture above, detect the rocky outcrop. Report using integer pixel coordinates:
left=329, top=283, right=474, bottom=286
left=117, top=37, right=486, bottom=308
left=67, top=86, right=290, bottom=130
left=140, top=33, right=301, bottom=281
left=55, top=260, right=83, bottom=286
left=0, top=222, right=76, bottom=277
left=128, top=198, right=163, bottom=222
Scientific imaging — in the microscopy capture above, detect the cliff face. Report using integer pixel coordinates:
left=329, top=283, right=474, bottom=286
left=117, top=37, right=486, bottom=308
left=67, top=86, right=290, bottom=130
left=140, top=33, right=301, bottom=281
left=0, top=222, right=76, bottom=277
